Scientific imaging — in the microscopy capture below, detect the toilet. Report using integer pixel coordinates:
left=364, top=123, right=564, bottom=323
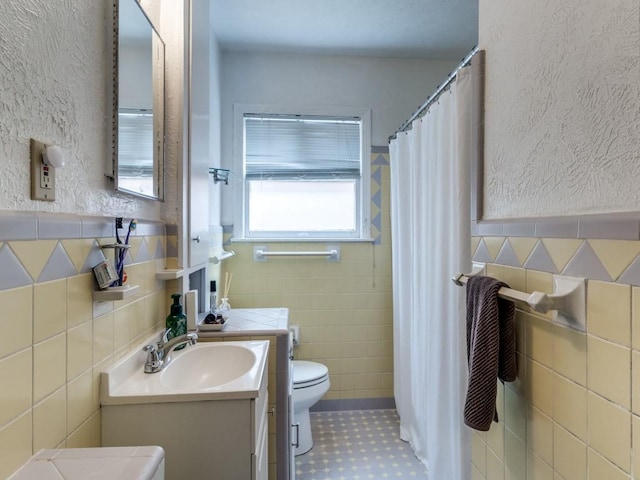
left=292, top=360, right=330, bottom=455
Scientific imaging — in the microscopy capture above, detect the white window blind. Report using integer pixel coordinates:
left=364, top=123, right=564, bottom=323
left=117, top=109, right=154, bottom=176
left=244, top=114, right=362, bottom=179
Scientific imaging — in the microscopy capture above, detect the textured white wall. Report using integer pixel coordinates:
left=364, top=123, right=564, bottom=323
left=219, top=51, right=458, bottom=224
left=480, top=0, right=640, bottom=218
left=0, top=0, right=182, bottom=223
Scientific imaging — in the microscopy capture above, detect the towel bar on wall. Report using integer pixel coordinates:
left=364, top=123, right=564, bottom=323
left=253, top=245, right=341, bottom=262
left=452, top=263, right=587, bottom=332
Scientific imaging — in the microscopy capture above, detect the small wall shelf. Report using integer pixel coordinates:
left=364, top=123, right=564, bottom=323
left=156, top=269, right=184, bottom=280
left=93, top=285, right=140, bottom=301
left=209, top=250, right=235, bottom=264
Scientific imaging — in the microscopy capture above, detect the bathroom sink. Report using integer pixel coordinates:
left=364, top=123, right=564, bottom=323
left=160, top=343, right=257, bottom=390
left=101, top=340, right=269, bottom=405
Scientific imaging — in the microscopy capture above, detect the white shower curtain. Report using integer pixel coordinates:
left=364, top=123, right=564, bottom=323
left=390, top=67, right=472, bottom=480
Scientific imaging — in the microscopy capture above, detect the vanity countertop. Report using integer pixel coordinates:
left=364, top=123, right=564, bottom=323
left=9, top=446, right=165, bottom=480
left=196, top=307, right=289, bottom=338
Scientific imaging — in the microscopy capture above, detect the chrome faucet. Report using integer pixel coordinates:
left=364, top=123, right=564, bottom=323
left=143, top=332, right=198, bottom=373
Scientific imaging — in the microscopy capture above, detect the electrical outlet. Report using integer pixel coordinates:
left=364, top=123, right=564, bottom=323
left=30, top=138, right=56, bottom=201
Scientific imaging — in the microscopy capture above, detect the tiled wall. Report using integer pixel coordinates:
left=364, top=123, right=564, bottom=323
left=471, top=235, right=640, bottom=480
left=221, top=151, right=393, bottom=402
left=0, top=213, right=170, bottom=479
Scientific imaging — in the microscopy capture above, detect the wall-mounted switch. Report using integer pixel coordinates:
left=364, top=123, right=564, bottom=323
left=30, top=138, right=56, bottom=201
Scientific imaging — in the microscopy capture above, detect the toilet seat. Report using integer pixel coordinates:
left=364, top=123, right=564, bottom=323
left=293, top=361, right=329, bottom=389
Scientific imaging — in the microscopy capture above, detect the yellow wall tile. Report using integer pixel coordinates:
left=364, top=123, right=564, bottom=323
left=588, top=448, right=629, bottom=480
left=633, top=415, right=640, bottom=478
left=0, top=348, right=32, bottom=427
left=587, top=392, right=631, bottom=472
left=587, top=280, right=631, bottom=346
left=553, top=424, right=586, bottom=480
left=67, top=320, right=93, bottom=381
left=587, top=335, right=630, bottom=408
left=504, top=387, right=526, bottom=441
left=526, top=315, right=553, bottom=367
left=633, top=286, right=640, bottom=350
left=33, top=387, right=66, bottom=451
left=0, top=286, right=32, bottom=359
left=0, top=412, right=32, bottom=480
left=527, top=450, right=553, bottom=480
left=526, top=406, right=553, bottom=465
left=33, top=333, right=66, bottom=403
left=633, top=351, right=640, bottom=415
left=553, top=374, right=587, bottom=441
left=67, top=369, right=94, bottom=433
left=67, top=274, right=93, bottom=328
left=504, top=429, right=526, bottom=480
left=527, top=359, right=553, bottom=416
left=93, top=312, right=114, bottom=366
left=553, top=325, right=587, bottom=386
left=486, top=447, right=505, bottom=480
left=33, top=279, right=67, bottom=343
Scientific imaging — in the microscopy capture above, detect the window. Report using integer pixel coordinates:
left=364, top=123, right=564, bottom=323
left=233, top=105, right=371, bottom=241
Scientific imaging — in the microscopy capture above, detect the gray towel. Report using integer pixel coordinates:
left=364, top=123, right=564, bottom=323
left=464, top=275, right=516, bottom=431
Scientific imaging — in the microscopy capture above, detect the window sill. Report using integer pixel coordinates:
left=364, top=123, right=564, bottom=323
left=231, top=237, right=375, bottom=244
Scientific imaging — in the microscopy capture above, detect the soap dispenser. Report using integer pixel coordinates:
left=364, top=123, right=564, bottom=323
left=166, top=293, right=187, bottom=349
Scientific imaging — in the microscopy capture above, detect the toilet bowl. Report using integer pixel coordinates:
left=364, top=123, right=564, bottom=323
left=292, top=360, right=330, bottom=455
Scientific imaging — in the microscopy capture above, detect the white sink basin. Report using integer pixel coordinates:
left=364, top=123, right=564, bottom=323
left=101, top=340, right=269, bottom=405
left=160, top=343, right=257, bottom=390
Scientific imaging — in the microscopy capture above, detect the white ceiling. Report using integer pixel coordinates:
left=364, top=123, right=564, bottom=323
left=210, top=0, right=478, bottom=59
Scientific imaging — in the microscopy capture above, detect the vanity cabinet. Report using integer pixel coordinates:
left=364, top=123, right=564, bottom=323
left=102, top=364, right=268, bottom=480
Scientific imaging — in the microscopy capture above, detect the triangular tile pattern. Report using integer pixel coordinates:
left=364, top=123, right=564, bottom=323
left=81, top=241, right=107, bottom=273
left=60, top=239, right=96, bottom=273
left=562, top=242, right=612, bottom=282
left=589, top=239, right=640, bottom=281
left=541, top=238, right=583, bottom=272
left=495, top=239, right=521, bottom=267
left=472, top=240, right=494, bottom=264
left=37, top=242, right=77, bottom=283
left=0, top=243, right=33, bottom=290
left=523, top=241, right=559, bottom=273
left=135, top=239, right=152, bottom=263
left=483, top=237, right=506, bottom=262
left=154, top=237, right=165, bottom=259
left=9, top=239, right=58, bottom=281
left=372, top=153, right=390, bottom=165
left=508, top=237, right=538, bottom=266
left=618, top=256, right=640, bottom=286
left=372, top=167, right=382, bottom=187
left=371, top=189, right=382, bottom=210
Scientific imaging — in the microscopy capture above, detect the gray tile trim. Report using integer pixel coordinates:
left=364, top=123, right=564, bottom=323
left=37, top=213, right=82, bottom=239
left=165, top=224, right=178, bottom=235
left=0, top=212, right=38, bottom=240
left=476, top=213, right=640, bottom=241
left=0, top=211, right=169, bottom=241
left=312, top=397, right=396, bottom=412
left=371, top=145, right=390, bottom=154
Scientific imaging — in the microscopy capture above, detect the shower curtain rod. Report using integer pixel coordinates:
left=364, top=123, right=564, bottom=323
left=388, top=45, right=479, bottom=142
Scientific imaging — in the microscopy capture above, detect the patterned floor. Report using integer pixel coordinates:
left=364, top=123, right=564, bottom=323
left=295, top=410, right=428, bottom=479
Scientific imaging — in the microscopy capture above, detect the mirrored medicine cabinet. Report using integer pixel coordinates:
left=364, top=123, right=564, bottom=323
left=111, top=0, right=165, bottom=200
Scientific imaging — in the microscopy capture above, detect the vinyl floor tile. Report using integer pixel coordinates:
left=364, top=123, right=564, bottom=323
left=296, top=409, right=428, bottom=479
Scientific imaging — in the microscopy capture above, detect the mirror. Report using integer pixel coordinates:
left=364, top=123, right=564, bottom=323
left=112, top=0, right=165, bottom=200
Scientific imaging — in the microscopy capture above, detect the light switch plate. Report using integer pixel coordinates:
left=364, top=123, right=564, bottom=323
left=30, top=138, right=56, bottom=201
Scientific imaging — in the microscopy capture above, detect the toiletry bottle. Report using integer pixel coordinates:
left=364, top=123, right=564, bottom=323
left=166, top=293, right=187, bottom=350
left=210, top=280, right=217, bottom=313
